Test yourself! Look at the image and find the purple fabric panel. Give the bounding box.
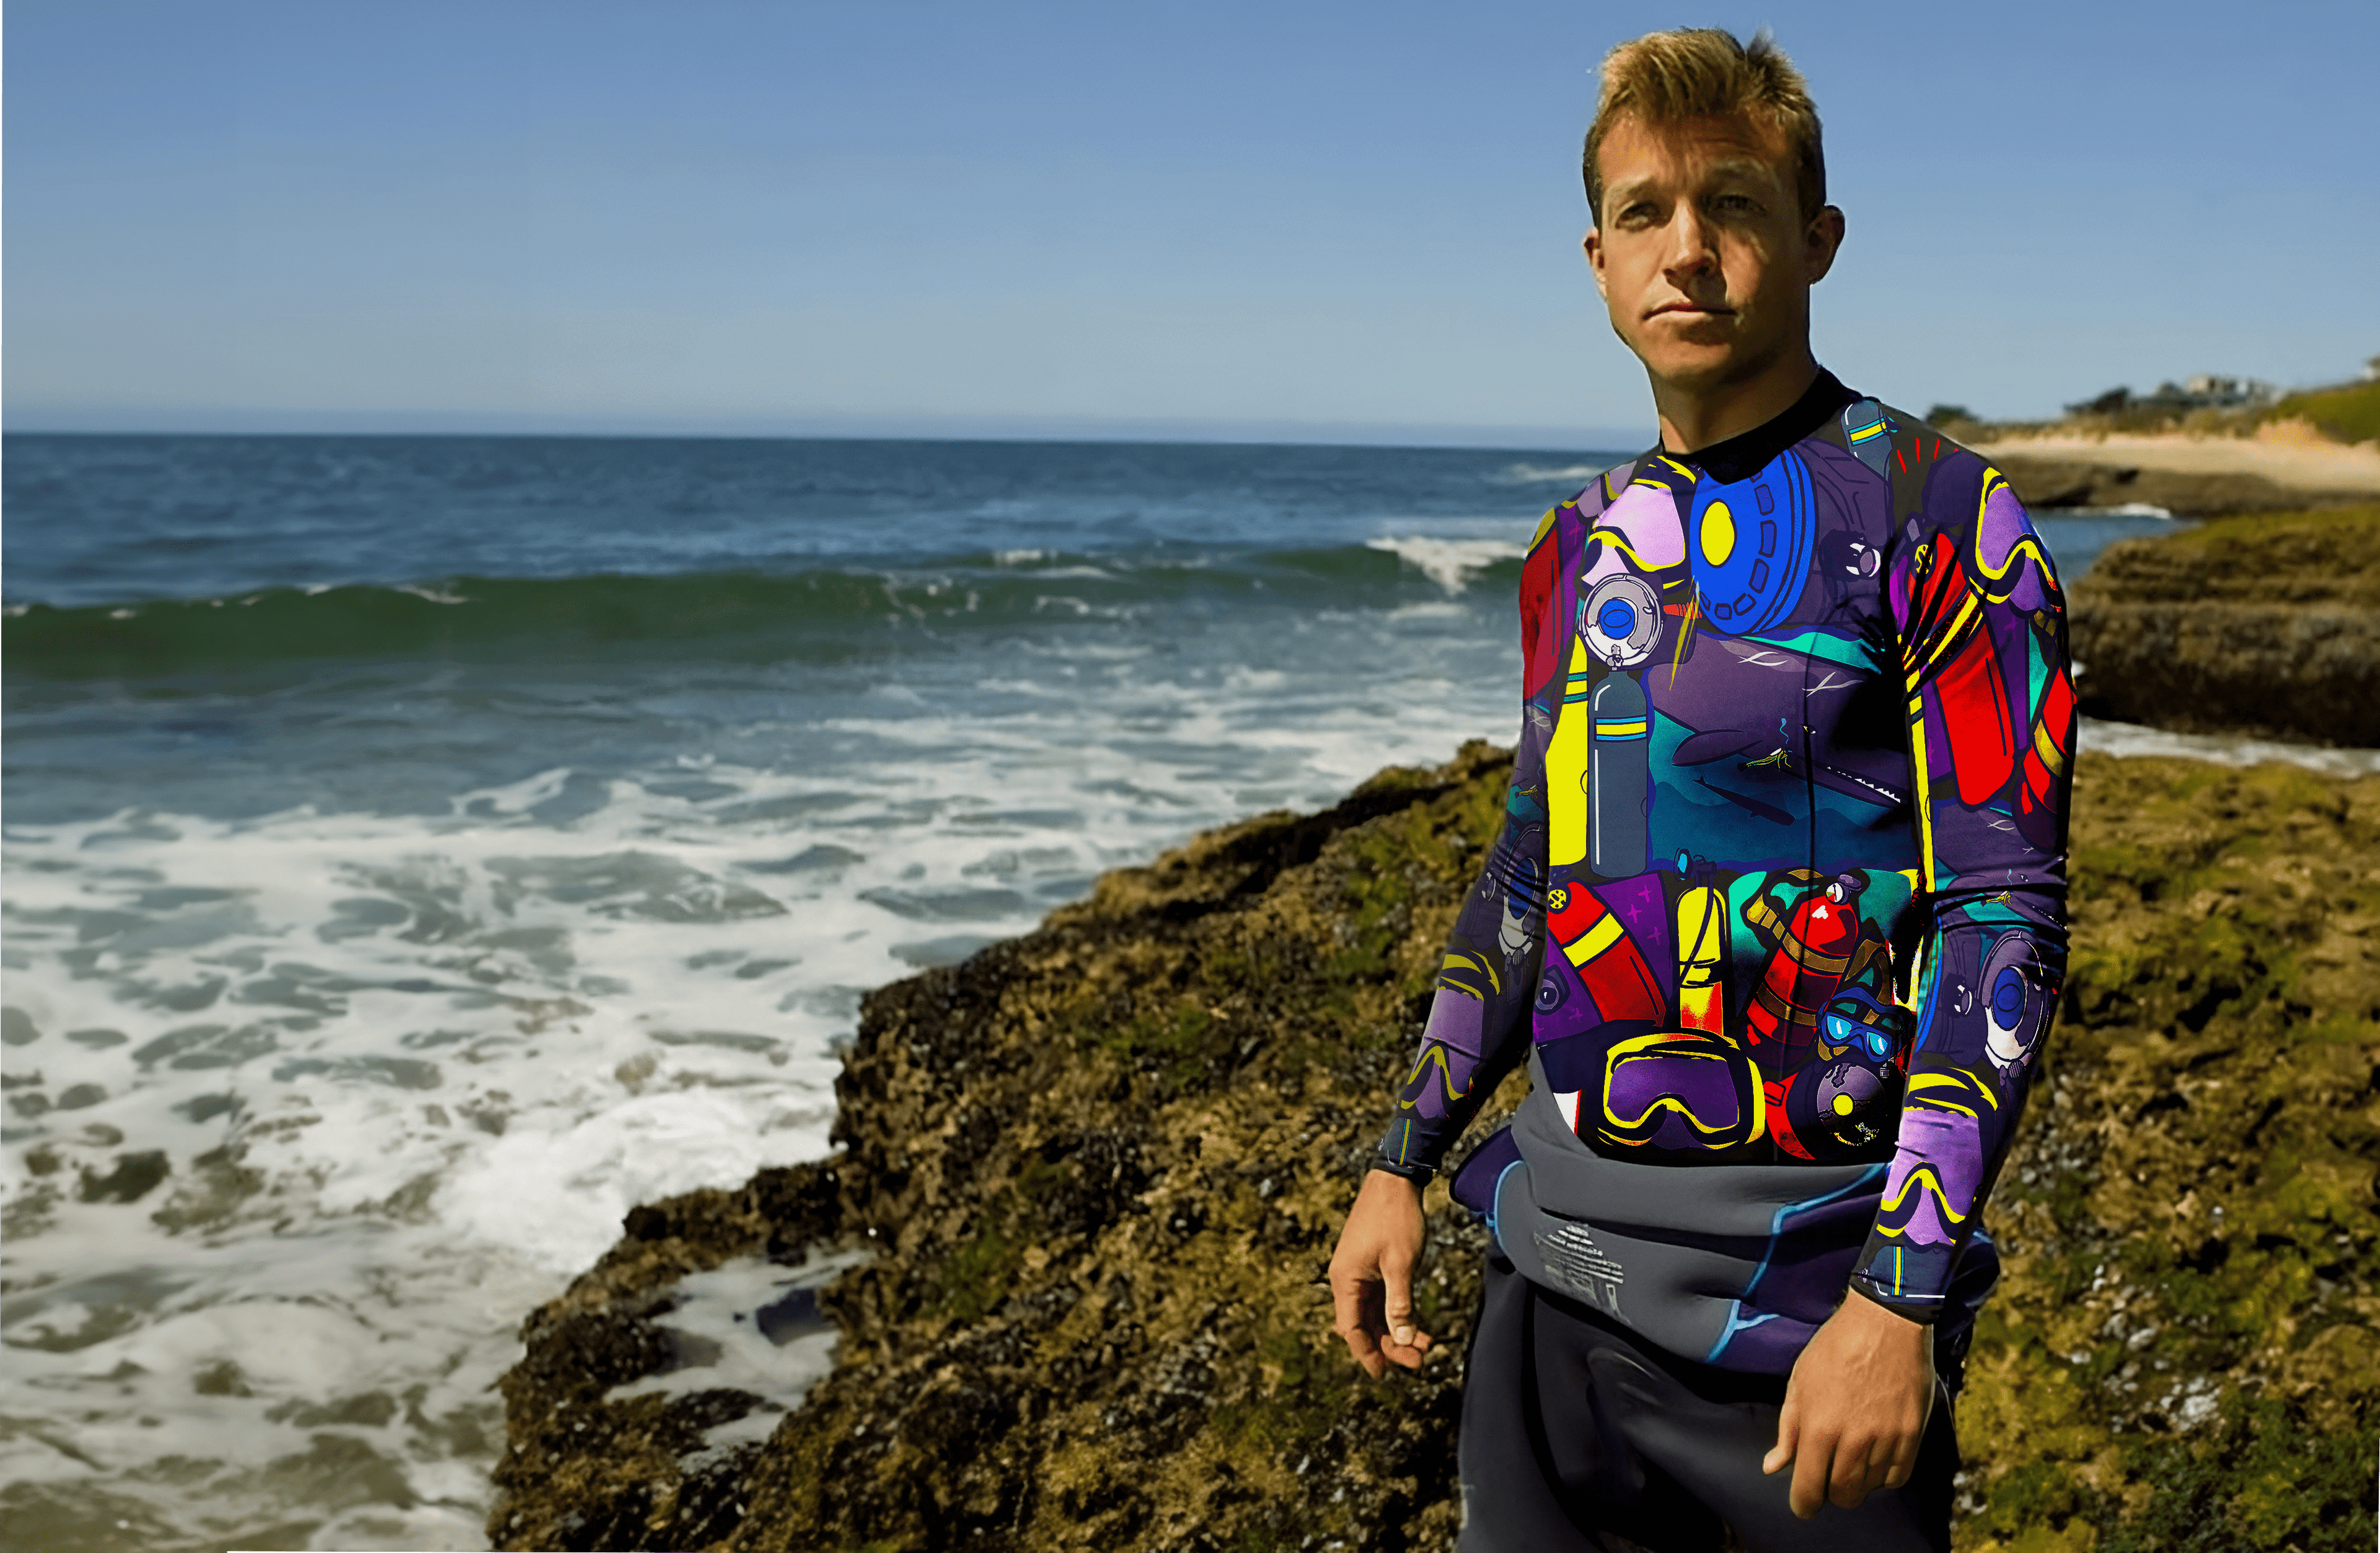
[1422,983,1490,1060]
[1880,1107,1985,1248]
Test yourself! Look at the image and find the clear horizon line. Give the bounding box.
[1,403,1646,454]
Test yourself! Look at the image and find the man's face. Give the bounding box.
[1584,112,1843,397]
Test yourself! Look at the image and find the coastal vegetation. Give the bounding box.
[1939,370,2380,447]
[2261,377,2380,447]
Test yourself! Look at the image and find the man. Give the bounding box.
[1326,28,2072,1552]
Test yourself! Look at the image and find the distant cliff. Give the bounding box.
[2069,506,2380,746]
[490,523,2380,1552]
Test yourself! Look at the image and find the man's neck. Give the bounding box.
[1651,348,1822,456]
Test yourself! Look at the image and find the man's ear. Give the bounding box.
[1805,205,1846,284]
[1583,225,1608,299]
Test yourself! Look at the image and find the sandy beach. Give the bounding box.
[1978,428,2380,495]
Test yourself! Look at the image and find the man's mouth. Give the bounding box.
[1649,301,1733,319]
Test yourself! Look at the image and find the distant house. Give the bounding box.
[2064,374,2278,417]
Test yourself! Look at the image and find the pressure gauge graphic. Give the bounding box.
[1579,574,1662,669]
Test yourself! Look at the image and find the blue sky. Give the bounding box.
[8,0,2377,445]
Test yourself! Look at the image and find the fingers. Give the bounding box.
[1382,1326,1432,1371]
[1775,1413,1931,1516]
[1814,1425,1921,1512]
[1328,1270,1386,1379]
[1382,1247,1418,1351]
[1882,1417,1923,1492]
[1827,1433,1877,1510]
[1328,1269,1434,1377]
[1761,1392,1799,1478]
[1783,1428,1875,1518]
[1787,1428,1831,1520]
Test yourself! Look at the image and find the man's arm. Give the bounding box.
[1862,457,2071,1316]
[1769,454,2074,1513]
[1328,498,1570,1375]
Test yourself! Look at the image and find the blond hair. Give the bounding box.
[1582,28,1825,227]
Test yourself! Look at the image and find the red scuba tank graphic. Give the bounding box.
[1741,871,1873,1062]
[2016,661,2074,851]
[1544,881,1665,1025]
[1934,623,2019,807]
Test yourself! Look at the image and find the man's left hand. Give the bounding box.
[1761,1290,1934,1518]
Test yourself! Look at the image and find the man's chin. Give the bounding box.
[1634,345,1753,394]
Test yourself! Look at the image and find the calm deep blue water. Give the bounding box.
[0,433,2171,1551]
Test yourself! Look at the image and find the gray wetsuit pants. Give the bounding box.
[1458,1256,1956,1553]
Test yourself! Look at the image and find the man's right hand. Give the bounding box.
[1328,1168,1433,1378]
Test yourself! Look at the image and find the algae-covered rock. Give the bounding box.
[2069,506,2380,746]
[1955,755,2380,1552]
[490,742,2379,1552]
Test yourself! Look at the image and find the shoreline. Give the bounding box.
[2076,717,2380,778]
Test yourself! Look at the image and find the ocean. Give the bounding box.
[0,434,2178,1551]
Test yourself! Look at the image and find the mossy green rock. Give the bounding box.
[2068,506,2380,745]
[489,740,2378,1551]
[1957,754,2380,1551]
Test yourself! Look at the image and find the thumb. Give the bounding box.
[1383,1251,1417,1347]
[1763,1391,1800,1476]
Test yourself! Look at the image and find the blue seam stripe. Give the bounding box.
[1705,1163,1888,1363]
[1485,1158,1526,1249]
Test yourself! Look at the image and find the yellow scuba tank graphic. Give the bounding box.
[1547,636,1595,867]
[1674,852,1729,1034]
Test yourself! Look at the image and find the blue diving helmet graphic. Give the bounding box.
[1686,449,1817,635]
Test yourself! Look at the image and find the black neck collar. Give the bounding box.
[1663,368,1858,485]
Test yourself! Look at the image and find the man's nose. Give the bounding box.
[1662,206,1718,283]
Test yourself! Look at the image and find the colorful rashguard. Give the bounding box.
[1378,372,2073,1374]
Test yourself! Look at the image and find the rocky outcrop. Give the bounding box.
[2068,507,2380,746]
[1983,434,2380,518]
[490,744,2380,1552]
[1991,452,2341,517]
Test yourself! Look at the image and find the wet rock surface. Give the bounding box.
[2069,506,2380,746]
[493,742,2379,1551]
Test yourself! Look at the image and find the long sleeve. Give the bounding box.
[1374,503,1568,1178]
[1852,459,2075,1316]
